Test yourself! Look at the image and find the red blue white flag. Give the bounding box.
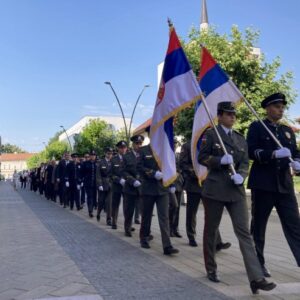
[150,25,201,186]
[191,46,243,182]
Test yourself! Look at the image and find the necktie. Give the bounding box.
[228,130,232,137]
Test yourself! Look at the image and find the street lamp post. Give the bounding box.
[128,85,150,138]
[104,81,129,143]
[60,125,72,151]
[104,82,150,142]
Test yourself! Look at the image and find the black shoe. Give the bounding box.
[261,265,271,278]
[216,242,231,252]
[250,279,276,294]
[89,213,94,218]
[163,246,179,255]
[106,220,112,226]
[140,240,150,249]
[146,234,153,241]
[173,231,182,238]
[112,224,117,229]
[189,240,198,247]
[207,271,220,283]
[134,219,140,224]
[170,231,175,237]
[125,231,132,237]
[96,215,100,221]
[131,227,135,232]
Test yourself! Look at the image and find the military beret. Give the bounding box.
[130,135,145,143]
[71,153,79,158]
[104,147,113,153]
[261,93,287,108]
[217,102,236,113]
[89,150,97,156]
[116,140,128,148]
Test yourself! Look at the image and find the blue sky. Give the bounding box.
[1,0,300,152]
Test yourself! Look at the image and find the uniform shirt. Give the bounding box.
[247,119,300,193]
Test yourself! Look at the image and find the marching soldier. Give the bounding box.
[247,93,300,277]
[138,143,179,255]
[65,153,83,211]
[56,152,71,207]
[111,141,128,229]
[122,135,143,236]
[180,140,229,250]
[198,101,275,294]
[96,147,113,225]
[82,150,97,217]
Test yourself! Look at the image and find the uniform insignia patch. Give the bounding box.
[214,143,221,149]
[285,131,291,139]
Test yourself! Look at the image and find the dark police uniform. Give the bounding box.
[138,144,178,254]
[111,152,125,228]
[122,136,143,236]
[82,153,97,217]
[96,151,112,224]
[199,102,264,284]
[56,159,70,207]
[247,93,300,269]
[65,154,82,210]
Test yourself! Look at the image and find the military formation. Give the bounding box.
[27,93,300,295]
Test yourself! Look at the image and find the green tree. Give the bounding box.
[175,26,296,140]
[27,151,47,169]
[73,119,117,157]
[45,140,69,160]
[0,143,26,153]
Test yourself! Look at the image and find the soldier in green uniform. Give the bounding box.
[138,143,179,255]
[198,101,275,294]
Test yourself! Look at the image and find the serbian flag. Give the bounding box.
[150,24,201,186]
[191,46,243,183]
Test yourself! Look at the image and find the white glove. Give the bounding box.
[154,171,163,180]
[290,161,300,173]
[65,181,70,187]
[98,185,104,191]
[119,178,126,186]
[231,173,244,185]
[274,147,291,159]
[77,184,81,190]
[81,182,84,187]
[133,180,141,188]
[169,186,176,194]
[57,178,60,183]
[220,154,234,165]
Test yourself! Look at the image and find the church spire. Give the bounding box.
[200,0,209,31]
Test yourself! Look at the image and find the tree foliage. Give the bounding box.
[27,151,47,169]
[0,143,26,154]
[73,119,118,157]
[45,140,69,160]
[175,26,296,140]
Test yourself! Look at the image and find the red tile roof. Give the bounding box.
[0,153,35,162]
[133,118,152,135]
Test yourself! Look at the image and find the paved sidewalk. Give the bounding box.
[0,182,229,300]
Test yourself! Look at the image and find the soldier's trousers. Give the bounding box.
[186,192,201,241]
[111,191,123,226]
[251,189,300,267]
[97,190,112,221]
[58,182,64,205]
[63,186,71,207]
[80,186,86,205]
[140,194,171,249]
[86,187,96,214]
[123,194,139,233]
[203,197,264,282]
[134,197,141,222]
[169,191,182,233]
[70,185,80,210]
